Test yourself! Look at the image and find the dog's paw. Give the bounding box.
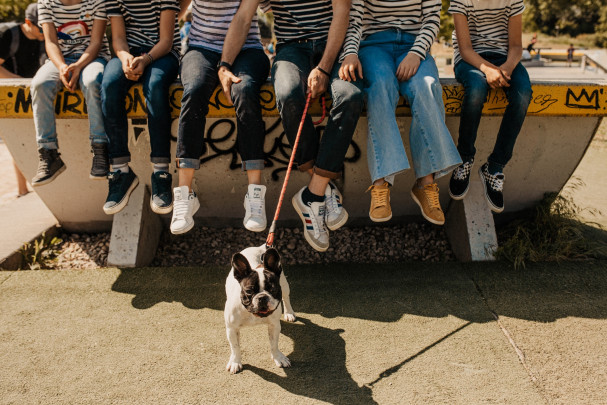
[272,352,291,368]
[283,312,296,323]
[226,360,243,374]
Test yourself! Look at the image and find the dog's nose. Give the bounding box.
[257,295,269,304]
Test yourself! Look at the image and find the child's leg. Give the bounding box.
[454,61,490,163]
[79,58,108,146]
[399,55,461,181]
[231,48,270,182]
[31,60,63,150]
[487,63,532,173]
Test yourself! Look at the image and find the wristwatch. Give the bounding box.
[217,61,233,71]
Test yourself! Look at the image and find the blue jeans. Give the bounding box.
[272,40,364,179]
[454,52,532,171]
[101,49,179,165]
[359,30,461,184]
[176,47,270,170]
[31,57,107,150]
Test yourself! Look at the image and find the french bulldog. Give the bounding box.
[225,244,296,374]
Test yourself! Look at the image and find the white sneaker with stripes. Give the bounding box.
[292,187,329,252]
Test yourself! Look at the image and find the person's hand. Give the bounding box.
[339,54,363,82]
[307,67,329,99]
[396,53,421,81]
[120,53,137,81]
[59,63,71,89]
[499,63,514,81]
[484,65,510,89]
[218,66,241,105]
[128,55,148,79]
[65,64,82,92]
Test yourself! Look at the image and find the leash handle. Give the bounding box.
[266,93,321,248]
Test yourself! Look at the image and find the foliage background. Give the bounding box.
[0,0,32,22]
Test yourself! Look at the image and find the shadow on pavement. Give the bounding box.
[246,317,377,405]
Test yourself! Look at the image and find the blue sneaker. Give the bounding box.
[103,170,139,215]
[150,171,173,214]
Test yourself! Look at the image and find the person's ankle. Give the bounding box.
[302,187,324,205]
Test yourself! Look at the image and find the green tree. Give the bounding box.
[0,0,32,22]
[439,0,454,43]
[524,0,607,36]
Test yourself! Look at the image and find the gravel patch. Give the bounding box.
[47,223,454,269]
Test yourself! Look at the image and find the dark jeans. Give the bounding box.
[271,40,364,179]
[454,52,532,170]
[176,46,270,170]
[101,48,179,165]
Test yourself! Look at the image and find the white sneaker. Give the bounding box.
[324,182,348,231]
[170,186,200,235]
[292,187,329,252]
[243,184,267,232]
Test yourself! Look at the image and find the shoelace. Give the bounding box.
[367,185,389,208]
[107,171,122,194]
[423,184,441,210]
[37,149,54,172]
[454,160,473,180]
[485,169,505,192]
[308,202,328,238]
[248,194,264,217]
[172,192,191,220]
[325,190,341,217]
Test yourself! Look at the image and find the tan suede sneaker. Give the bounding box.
[367,181,392,222]
[410,182,445,225]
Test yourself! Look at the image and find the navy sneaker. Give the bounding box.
[449,158,474,200]
[150,171,173,214]
[479,163,505,213]
[103,169,139,215]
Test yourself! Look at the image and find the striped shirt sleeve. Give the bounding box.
[409,0,441,59]
[160,0,180,13]
[509,0,525,17]
[259,0,271,13]
[92,0,107,21]
[37,0,52,25]
[341,0,364,59]
[448,0,467,16]
[106,0,122,18]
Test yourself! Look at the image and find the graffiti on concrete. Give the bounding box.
[565,88,601,110]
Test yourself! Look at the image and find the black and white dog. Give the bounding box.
[224,244,296,374]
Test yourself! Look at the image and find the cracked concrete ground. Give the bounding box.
[1,261,606,404]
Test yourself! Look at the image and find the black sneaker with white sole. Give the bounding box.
[103,170,139,215]
[449,158,474,200]
[478,163,505,213]
[31,148,66,187]
[150,171,173,214]
[90,143,109,179]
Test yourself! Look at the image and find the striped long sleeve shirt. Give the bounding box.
[342,0,441,60]
[449,0,525,65]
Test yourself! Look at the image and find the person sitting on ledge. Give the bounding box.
[448,0,532,213]
[169,0,271,235]
[30,0,110,186]
[101,0,181,216]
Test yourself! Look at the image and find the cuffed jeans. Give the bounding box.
[31,57,107,150]
[271,40,364,179]
[358,30,461,184]
[176,46,270,170]
[101,48,179,165]
[454,52,532,171]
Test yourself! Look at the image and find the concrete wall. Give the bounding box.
[0,80,605,232]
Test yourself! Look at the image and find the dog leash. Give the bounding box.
[265,94,326,248]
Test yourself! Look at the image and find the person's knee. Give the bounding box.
[511,83,533,106]
[30,75,55,95]
[231,78,257,106]
[465,80,489,104]
[334,83,364,112]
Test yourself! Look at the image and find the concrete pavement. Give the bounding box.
[1,261,606,404]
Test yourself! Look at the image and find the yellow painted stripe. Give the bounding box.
[0,82,605,119]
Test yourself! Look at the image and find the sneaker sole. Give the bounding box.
[170,199,200,235]
[478,167,504,213]
[370,212,392,223]
[243,200,267,232]
[449,183,469,200]
[103,176,140,215]
[410,190,445,226]
[326,210,348,231]
[31,164,67,187]
[291,195,328,253]
[150,198,174,215]
[89,173,108,180]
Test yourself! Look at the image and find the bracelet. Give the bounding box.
[145,53,154,64]
[315,66,331,77]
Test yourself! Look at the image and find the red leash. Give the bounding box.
[266,94,326,248]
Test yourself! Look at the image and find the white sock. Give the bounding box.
[153,163,169,173]
[112,163,129,173]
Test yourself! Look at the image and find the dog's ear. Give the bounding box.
[263,248,282,276]
[232,253,252,282]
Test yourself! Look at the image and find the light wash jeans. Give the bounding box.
[31,57,107,150]
[358,30,461,184]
